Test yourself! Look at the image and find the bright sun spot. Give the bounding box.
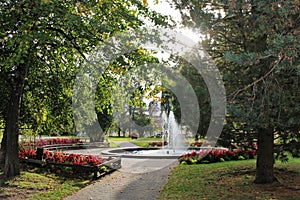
[148,0,201,43]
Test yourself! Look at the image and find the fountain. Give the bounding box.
[161,110,168,149]
[164,111,187,154]
[101,111,193,159]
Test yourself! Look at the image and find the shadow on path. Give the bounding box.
[64,143,178,200]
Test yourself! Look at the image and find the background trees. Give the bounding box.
[92,48,161,140]
[1,0,298,185]
[172,0,299,183]
[0,0,165,179]
[161,57,211,140]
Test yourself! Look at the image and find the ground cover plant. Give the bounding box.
[158,158,300,200]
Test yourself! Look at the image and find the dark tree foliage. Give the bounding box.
[173,0,300,183]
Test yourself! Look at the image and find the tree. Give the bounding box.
[104,48,161,137]
[173,0,300,183]
[19,51,77,135]
[172,57,211,138]
[0,0,165,179]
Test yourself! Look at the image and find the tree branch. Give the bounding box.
[228,55,285,100]
[46,26,87,60]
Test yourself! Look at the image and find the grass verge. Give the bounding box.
[158,158,300,200]
[0,163,92,200]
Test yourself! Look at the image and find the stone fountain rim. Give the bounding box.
[101,147,228,159]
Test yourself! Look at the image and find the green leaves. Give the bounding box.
[173,0,300,156]
[0,0,168,136]
[223,52,260,66]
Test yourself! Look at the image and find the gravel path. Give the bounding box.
[64,143,178,200]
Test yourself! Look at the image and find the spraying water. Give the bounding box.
[166,111,187,152]
[161,111,168,149]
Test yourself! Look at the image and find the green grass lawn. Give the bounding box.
[108,136,164,147]
[107,136,132,142]
[0,164,92,200]
[158,158,300,200]
[132,137,166,147]
[108,136,163,142]
[1,155,299,199]
[2,134,298,199]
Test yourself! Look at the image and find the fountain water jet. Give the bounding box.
[161,111,168,149]
[165,111,187,153]
[102,111,194,159]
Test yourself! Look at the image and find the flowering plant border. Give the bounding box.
[19,148,121,179]
[189,141,216,147]
[178,148,256,165]
[36,138,83,147]
[148,141,168,147]
[19,149,113,166]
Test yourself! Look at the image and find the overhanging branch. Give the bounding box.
[46,26,87,60]
[228,55,285,100]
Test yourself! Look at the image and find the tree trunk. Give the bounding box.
[4,63,29,179]
[5,98,21,179]
[254,128,277,184]
[118,127,121,137]
[4,88,22,179]
[0,127,7,166]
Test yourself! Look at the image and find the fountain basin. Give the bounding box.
[101,147,228,159]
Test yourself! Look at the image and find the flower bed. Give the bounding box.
[20,138,110,151]
[230,142,258,150]
[178,148,256,165]
[36,138,82,147]
[189,141,216,147]
[19,148,121,179]
[19,149,112,166]
[148,141,168,147]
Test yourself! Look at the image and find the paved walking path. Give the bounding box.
[64,143,178,200]
[113,141,140,148]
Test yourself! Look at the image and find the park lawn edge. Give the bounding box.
[157,158,300,200]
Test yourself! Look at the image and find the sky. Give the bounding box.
[148,0,201,43]
[139,1,202,109]
[148,0,182,22]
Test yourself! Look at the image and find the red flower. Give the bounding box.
[37,138,82,147]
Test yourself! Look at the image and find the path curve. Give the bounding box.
[64,143,178,200]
